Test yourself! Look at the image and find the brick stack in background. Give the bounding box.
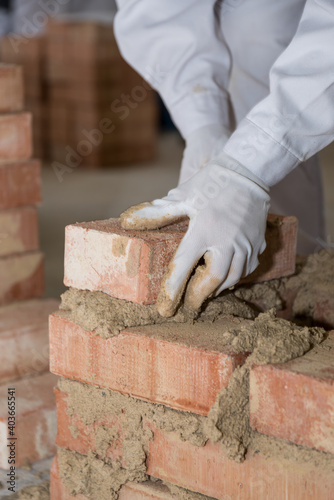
[1,36,48,160]
[49,214,334,499]
[46,20,158,168]
[0,63,44,303]
[0,63,59,469]
[1,21,159,169]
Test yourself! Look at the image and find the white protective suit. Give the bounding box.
[114,0,334,255]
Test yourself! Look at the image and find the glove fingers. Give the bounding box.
[260,238,267,255]
[156,231,203,317]
[120,200,186,230]
[214,252,247,296]
[184,249,234,312]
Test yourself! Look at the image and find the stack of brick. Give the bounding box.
[1,21,159,169]
[49,214,334,499]
[1,35,48,160]
[46,20,158,168]
[0,63,58,471]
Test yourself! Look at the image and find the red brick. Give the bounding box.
[64,215,297,305]
[0,160,41,209]
[0,251,44,305]
[55,387,120,461]
[313,294,334,330]
[51,456,88,499]
[0,372,57,469]
[0,298,59,383]
[249,332,334,454]
[1,35,45,102]
[1,34,44,67]
[0,64,24,112]
[240,214,297,284]
[64,219,186,304]
[0,207,39,257]
[50,313,248,415]
[145,422,334,500]
[55,389,334,500]
[0,113,32,163]
[50,456,174,500]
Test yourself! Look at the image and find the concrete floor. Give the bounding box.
[0,457,52,497]
[39,133,334,299]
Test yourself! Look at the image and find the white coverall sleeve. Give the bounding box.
[114,0,232,139]
[223,0,334,187]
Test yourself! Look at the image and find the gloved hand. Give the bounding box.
[121,152,270,317]
[178,124,230,185]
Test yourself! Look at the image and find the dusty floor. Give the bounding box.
[38,133,334,299]
[0,457,52,498]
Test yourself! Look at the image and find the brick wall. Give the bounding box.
[49,212,334,499]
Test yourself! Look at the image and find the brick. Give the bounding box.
[1,34,45,67]
[64,219,187,304]
[51,142,157,168]
[64,215,297,305]
[0,113,32,163]
[0,64,24,112]
[240,214,297,284]
[145,422,334,500]
[312,294,334,330]
[1,36,45,100]
[0,372,57,469]
[249,332,334,454]
[51,456,174,500]
[0,251,44,305]
[0,160,41,209]
[51,456,88,499]
[49,82,120,105]
[49,313,248,415]
[46,22,121,78]
[55,387,121,460]
[48,102,157,149]
[55,388,334,500]
[0,298,59,383]
[0,207,39,257]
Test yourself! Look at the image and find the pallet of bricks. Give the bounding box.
[47,20,158,168]
[1,34,48,160]
[49,212,334,499]
[0,64,58,474]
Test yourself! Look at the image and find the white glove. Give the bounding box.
[178,124,230,186]
[121,152,270,317]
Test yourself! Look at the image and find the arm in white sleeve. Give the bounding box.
[114,0,232,139]
[223,0,334,187]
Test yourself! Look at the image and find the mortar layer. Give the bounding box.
[58,448,218,500]
[60,288,256,339]
[288,249,334,325]
[162,481,216,500]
